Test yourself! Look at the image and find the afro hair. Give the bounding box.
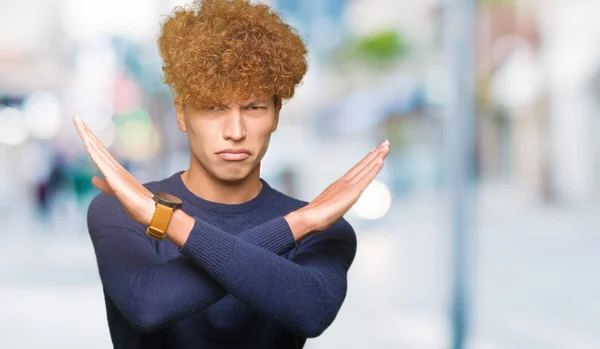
[157,0,308,107]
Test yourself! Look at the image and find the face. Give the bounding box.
[175,94,280,183]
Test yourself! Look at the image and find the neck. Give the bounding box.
[181,160,263,205]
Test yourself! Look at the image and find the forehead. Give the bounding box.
[228,94,271,106]
[187,87,276,107]
[187,93,274,110]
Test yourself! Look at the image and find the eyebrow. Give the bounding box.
[241,100,268,108]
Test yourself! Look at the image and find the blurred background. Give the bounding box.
[1,0,599,348]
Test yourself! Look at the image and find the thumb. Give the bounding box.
[92,176,115,196]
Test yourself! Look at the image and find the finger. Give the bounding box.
[76,120,152,211]
[103,172,149,212]
[83,136,116,193]
[74,116,152,197]
[317,155,386,205]
[73,115,91,145]
[92,176,115,196]
[76,116,123,170]
[92,157,153,225]
[75,116,124,174]
[81,119,152,197]
[82,135,118,183]
[344,143,384,179]
[339,159,385,212]
[344,140,389,181]
[350,146,388,185]
[315,143,390,201]
[74,118,114,180]
[356,157,385,191]
[79,132,138,199]
[76,124,134,197]
[74,116,117,173]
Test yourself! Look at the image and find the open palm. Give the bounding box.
[297,140,390,233]
[73,115,155,226]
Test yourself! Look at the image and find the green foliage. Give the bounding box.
[354,29,408,62]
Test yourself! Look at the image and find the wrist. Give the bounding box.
[283,210,313,241]
[143,197,157,226]
[165,209,195,247]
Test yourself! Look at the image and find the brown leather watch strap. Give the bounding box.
[146,203,175,240]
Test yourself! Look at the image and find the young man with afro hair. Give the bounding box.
[77,0,390,348]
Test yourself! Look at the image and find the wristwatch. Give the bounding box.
[146,192,183,240]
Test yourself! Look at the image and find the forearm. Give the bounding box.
[91,213,299,332]
[178,218,355,337]
[114,254,227,332]
[165,209,313,247]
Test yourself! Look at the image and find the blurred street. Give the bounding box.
[3,0,600,347]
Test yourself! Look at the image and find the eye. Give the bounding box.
[204,105,222,111]
[247,105,266,111]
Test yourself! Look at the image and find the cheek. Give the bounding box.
[249,121,274,144]
[253,129,274,159]
[186,118,209,136]
[252,116,276,136]
[186,123,219,156]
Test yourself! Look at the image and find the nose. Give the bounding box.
[222,108,246,142]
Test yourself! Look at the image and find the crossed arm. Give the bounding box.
[89,198,356,337]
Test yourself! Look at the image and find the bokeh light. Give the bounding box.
[23,92,62,140]
[115,108,152,148]
[96,120,116,149]
[351,179,392,220]
[114,108,160,160]
[0,107,28,146]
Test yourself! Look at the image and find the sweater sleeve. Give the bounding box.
[178,216,357,338]
[87,194,296,332]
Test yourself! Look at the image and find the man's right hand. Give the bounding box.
[284,140,390,241]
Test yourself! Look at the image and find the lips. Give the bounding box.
[216,148,251,155]
[216,148,251,161]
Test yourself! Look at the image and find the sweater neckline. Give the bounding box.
[167,170,273,214]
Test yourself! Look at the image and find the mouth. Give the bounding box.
[216,149,251,161]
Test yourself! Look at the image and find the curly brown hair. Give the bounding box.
[157,0,308,107]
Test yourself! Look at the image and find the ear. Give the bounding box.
[271,97,282,133]
[174,98,187,133]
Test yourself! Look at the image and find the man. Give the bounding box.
[75,0,390,348]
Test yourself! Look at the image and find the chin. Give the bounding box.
[204,159,259,184]
[214,169,252,184]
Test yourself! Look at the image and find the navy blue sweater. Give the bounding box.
[86,170,357,348]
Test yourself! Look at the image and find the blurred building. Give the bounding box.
[474,0,600,203]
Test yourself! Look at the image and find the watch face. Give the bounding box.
[153,192,183,208]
